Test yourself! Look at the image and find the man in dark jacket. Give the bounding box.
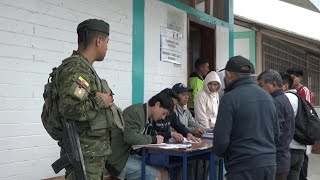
[258,69,295,180]
[214,56,279,180]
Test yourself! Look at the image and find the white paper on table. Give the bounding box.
[168,137,201,144]
[158,144,192,149]
[132,143,167,150]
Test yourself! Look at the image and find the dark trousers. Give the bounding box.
[275,173,288,180]
[299,153,308,180]
[288,149,305,180]
[226,166,276,180]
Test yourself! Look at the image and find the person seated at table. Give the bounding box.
[174,81,218,179]
[105,89,179,180]
[169,83,209,180]
[172,83,211,136]
[194,71,221,130]
[152,89,202,143]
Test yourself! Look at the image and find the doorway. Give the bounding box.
[188,19,216,77]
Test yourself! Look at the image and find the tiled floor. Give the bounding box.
[308,153,320,180]
[43,154,320,180]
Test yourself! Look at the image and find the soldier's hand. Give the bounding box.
[96,92,113,108]
[156,135,164,144]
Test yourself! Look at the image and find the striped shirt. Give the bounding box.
[298,86,313,105]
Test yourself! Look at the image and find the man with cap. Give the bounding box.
[55,19,120,179]
[151,87,202,143]
[213,56,279,180]
[172,83,210,180]
[172,83,209,135]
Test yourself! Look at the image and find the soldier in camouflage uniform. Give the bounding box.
[56,19,121,180]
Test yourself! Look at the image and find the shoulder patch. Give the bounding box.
[73,86,87,99]
[76,76,90,90]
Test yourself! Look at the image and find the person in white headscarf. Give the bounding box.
[194,71,221,130]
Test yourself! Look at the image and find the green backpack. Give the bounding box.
[42,56,125,140]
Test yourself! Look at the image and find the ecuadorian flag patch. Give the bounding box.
[76,76,89,90]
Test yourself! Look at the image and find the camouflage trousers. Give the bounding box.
[66,156,106,180]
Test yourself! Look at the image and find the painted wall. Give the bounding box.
[215,26,230,71]
[233,25,256,67]
[234,25,250,60]
[234,24,251,32]
[144,0,188,100]
[0,0,132,179]
[234,38,250,60]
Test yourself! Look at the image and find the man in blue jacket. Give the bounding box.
[258,69,295,180]
[214,56,279,180]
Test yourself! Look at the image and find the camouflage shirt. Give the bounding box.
[57,51,111,157]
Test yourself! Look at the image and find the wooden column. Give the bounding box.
[213,0,224,20]
[256,31,263,74]
[205,0,211,15]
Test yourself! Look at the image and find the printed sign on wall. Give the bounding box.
[160,27,183,64]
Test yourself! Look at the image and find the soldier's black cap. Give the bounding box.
[77,19,109,35]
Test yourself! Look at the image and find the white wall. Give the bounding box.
[234,25,251,62]
[0,0,132,179]
[234,38,250,60]
[234,24,251,32]
[215,26,230,71]
[144,0,188,100]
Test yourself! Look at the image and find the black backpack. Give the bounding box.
[288,92,320,145]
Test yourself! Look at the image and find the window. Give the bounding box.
[263,35,320,106]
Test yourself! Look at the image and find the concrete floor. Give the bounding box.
[308,153,320,180]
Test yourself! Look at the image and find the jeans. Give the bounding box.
[299,153,309,180]
[117,155,162,180]
[226,166,276,180]
[288,149,305,180]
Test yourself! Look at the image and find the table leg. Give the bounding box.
[209,151,215,180]
[195,160,199,179]
[183,154,187,180]
[142,148,146,180]
[219,159,224,180]
[203,160,207,180]
[169,167,174,179]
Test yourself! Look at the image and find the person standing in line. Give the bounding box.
[287,67,313,180]
[258,69,295,180]
[214,56,278,180]
[280,72,306,180]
